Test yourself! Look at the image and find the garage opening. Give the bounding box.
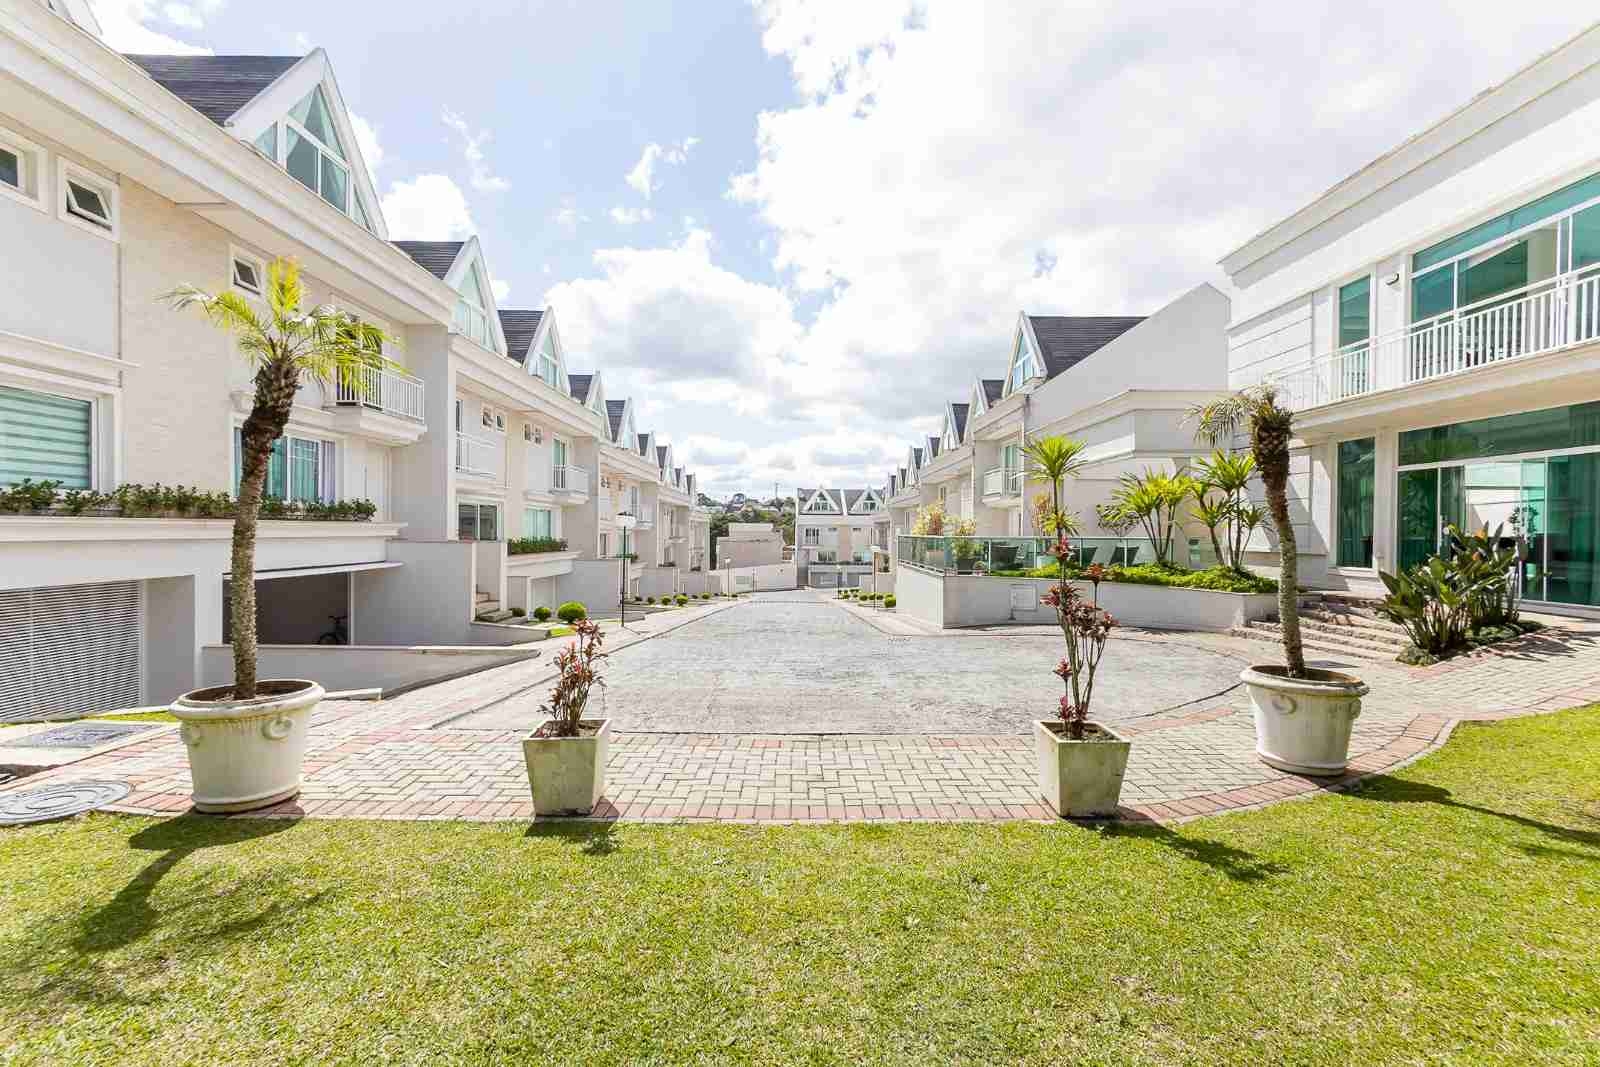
[223,572,352,646]
[0,581,144,722]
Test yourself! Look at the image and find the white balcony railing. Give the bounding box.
[552,465,590,495]
[981,466,1023,498]
[1273,265,1600,412]
[455,431,496,476]
[333,365,425,421]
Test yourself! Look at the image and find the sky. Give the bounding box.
[92,0,1597,499]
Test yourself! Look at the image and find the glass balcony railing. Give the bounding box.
[896,535,1220,574]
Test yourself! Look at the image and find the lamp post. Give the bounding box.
[617,512,637,629]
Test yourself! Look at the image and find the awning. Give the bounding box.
[228,560,403,581]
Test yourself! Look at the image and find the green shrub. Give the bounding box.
[510,607,526,618]
[700,593,710,600]
[646,596,656,605]
[884,595,897,608]
[533,606,551,622]
[556,601,587,623]
[675,595,688,606]
[508,537,568,555]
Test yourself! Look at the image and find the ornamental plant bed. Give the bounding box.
[521,618,609,816]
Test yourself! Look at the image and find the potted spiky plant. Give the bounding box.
[522,618,610,815]
[1190,386,1367,776]
[166,259,393,812]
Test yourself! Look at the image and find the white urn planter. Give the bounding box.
[1240,666,1369,777]
[522,718,610,816]
[171,679,323,813]
[1035,720,1132,818]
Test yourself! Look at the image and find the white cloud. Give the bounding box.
[349,112,383,187]
[90,0,215,53]
[608,205,654,226]
[730,0,1598,430]
[491,278,511,302]
[441,109,511,193]
[380,174,475,239]
[552,200,588,232]
[624,138,699,200]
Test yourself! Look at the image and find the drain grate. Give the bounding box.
[7,722,156,750]
[0,780,132,826]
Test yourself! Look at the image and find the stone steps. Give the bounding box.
[1229,623,1396,662]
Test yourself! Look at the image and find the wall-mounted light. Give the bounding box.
[1383,272,1401,287]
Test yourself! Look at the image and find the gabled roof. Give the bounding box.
[656,445,669,469]
[568,373,593,404]
[124,54,300,126]
[606,400,626,441]
[843,489,865,510]
[951,402,969,442]
[392,240,464,280]
[926,435,941,460]
[1026,316,1146,379]
[635,431,653,457]
[912,447,923,467]
[982,379,1004,405]
[496,310,543,365]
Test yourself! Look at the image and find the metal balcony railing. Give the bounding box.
[333,366,425,422]
[981,467,1023,497]
[1272,264,1600,412]
[455,431,496,476]
[551,465,590,495]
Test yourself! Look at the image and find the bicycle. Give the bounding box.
[316,613,349,645]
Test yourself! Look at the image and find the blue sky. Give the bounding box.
[93,1,1598,498]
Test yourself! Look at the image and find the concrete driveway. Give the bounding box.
[452,591,1249,733]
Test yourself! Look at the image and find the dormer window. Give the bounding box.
[454,261,494,350]
[255,84,372,232]
[535,331,559,388]
[805,493,834,513]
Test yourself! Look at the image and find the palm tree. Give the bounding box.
[167,259,393,698]
[1022,435,1089,539]
[1194,449,1257,569]
[1188,385,1305,677]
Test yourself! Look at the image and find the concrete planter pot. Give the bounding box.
[1241,666,1369,777]
[522,718,610,815]
[1035,720,1132,818]
[171,679,323,813]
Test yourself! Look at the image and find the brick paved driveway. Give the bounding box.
[5,597,1599,825]
[451,591,1249,733]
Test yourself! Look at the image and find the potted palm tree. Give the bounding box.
[523,618,610,815]
[166,259,392,812]
[1190,386,1367,776]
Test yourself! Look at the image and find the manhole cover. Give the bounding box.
[8,722,156,750]
[0,780,132,826]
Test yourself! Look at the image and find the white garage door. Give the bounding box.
[0,581,143,723]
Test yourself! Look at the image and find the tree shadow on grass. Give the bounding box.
[3,815,327,1017]
[1097,822,1289,884]
[524,819,621,856]
[1349,777,1600,856]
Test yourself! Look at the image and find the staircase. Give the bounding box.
[1231,593,1409,662]
[473,588,514,624]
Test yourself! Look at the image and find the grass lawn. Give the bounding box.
[2,709,1598,1066]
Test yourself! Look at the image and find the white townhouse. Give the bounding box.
[0,1,709,717]
[1222,22,1600,615]
[889,286,1231,554]
[794,486,887,587]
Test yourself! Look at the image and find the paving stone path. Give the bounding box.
[4,593,1599,825]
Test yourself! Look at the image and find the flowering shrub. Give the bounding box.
[1042,537,1117,740]
[535,618,606,738]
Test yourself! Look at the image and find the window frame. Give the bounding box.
[231,247,266,297]
[0,380,98,490]
[232,427,338,505]
[0,124,46,213]
[57,158,118,240]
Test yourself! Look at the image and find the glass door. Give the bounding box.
[1543,453,1597,606]
[1397,468,1439,571]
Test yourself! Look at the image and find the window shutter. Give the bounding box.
[0,385,92,488]
[0,581,143,722]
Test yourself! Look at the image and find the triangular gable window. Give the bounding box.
[535,329,560,388]
[805,492,835,513]
[289,86,345,160]
[1007,329,1041,394]
[453,259,497,351]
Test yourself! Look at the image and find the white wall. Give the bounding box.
[201,642,539,696]
[553,558,623,613]
[352,540,476,645]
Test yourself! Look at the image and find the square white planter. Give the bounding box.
[522,718,610,816]
[1035,720,1132,818]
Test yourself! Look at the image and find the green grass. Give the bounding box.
[2,709,1598,1066]
[91,709,180,724]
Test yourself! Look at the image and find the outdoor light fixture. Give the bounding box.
[1383,271,1401,286]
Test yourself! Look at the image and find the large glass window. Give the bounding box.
[454,263,496,351]
[1008,332,1038,392]
[1397,468,1439,571]
[0,385,91,488]
[524,507,553,539]
[536,332,559,387]
[1399,402,1600,466]
[1413,171,1600,272]
[1337,277,1371,348]
[1336,438,1375,568]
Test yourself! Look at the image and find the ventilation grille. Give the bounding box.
[0,581,143,723]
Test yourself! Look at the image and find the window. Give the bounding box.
[524,507,553,539]
[58,161,117,239]
[803,527,820,546]
[458,502,499,541]
[232,252,264,295]
[1336,438,1376,568]
[552,438,567,470]
[1337,277,1371,349]
[454,262,496,350]
[0,125,45,212]
[1008,331,1039,392]
[1002,442,1020,473]
[600,533,609,557]
[0,385,92,488]
[232,430,334,503]
[285,86,350,214]
[535,331,560,388]
[805,493,834,513]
